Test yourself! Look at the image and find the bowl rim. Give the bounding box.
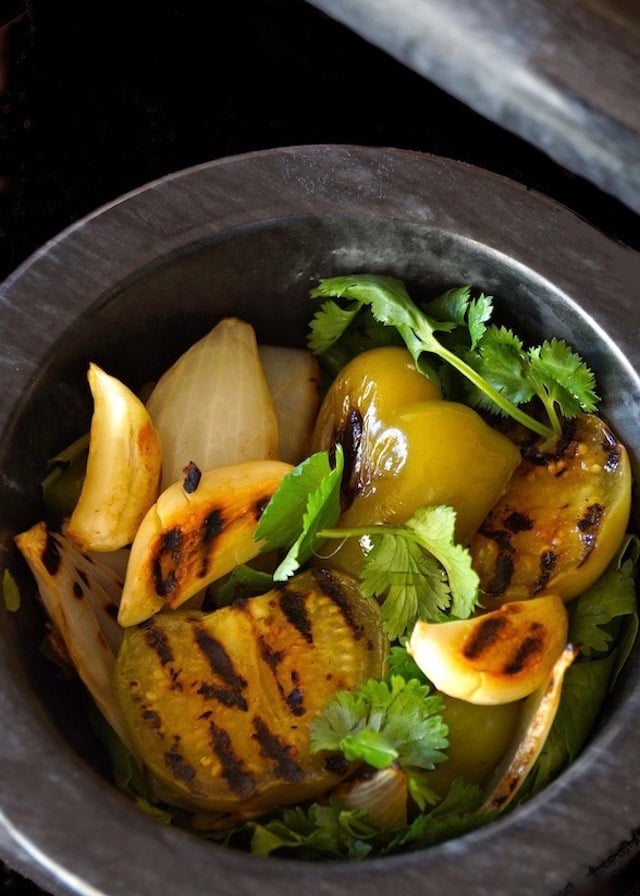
[1,144,639,896]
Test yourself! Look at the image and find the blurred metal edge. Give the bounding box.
[304,0,640,214]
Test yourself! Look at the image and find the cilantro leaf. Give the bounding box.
[248,800,377,859]
[308,298,362,355]
[465,325,534,411]
[255,448,344,580]
[384,779,488,853]
[310,275,601,438]
[349,506,479,639]
[310,675,448,772]
[424,285,493,350]
[359,531,450,641]
[527,338,599,431]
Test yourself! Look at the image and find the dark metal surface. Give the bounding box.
[1,144,640,896]
[1,2,639,894]
[305,0,640,213]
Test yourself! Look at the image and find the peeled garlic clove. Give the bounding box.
[146,318,280,491]
[118,458,293,627]
[66,363,162,552]
[333,766,408,830]
[407,594,569,705]
[258,344,321,466]
[480,643,579,813]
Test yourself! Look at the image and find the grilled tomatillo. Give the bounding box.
[469,413,632,605]
[312,347,520,576]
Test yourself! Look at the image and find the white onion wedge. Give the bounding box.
[258,344,321,465]
[480,643,579,812]
[146,318,279,490]
[407,595,569,705]
[334,766,408,829]
[66,363,162,552]
[118,458,293,627]
[14,522,132,749]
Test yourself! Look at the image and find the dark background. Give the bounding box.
[1,0,639,893]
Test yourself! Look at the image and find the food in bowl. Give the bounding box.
[10,272,637,859]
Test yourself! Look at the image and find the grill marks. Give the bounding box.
[463,611,546,678]
[116,568,385,812]
[149,492,271,603]
[194,624,248,711]
[146,579,339,783]
[472,414,625,600]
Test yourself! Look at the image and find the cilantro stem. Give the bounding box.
[432,340,553,440]
[311,275,555,442]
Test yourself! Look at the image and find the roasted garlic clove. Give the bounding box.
[66,363,162,552]
[118,459,293,627]
[407,594,569,705]
[480,643,579,812]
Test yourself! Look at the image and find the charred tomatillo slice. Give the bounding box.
[66,364,162,553]
[407,594,568,704]
[114,568,388,816]
[118,459,293,627]
[470,413,632,605]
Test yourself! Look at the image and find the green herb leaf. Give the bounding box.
[385,779,488,853]
[248,800,377,859]
[310,675,448,772]
[527,338,599,429]
[348,506,479,640]
[310,274,555,438]
[308,299,362,354]
[465,325,534,411]
[255,448,344,580]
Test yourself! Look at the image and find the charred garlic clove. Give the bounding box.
[480,643,579,812]
[407,594,569,705]
[66,363,162,553]
[118,459,293,627]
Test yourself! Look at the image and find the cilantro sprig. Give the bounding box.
[308,274,599,440]
[310,674,448,772]
[255,450,478,639]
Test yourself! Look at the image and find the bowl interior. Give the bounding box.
[1,147,639,896]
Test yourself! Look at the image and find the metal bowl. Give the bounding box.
[1,145,639,896]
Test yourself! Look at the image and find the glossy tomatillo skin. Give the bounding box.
[312,347,520,576]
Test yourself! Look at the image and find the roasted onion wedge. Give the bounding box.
[146,317,279,491]
[117,459,293,627]
[66,363,162,552]
[14,522,131,749]
[407,594,568,705]
[258,344,321,466]
[480,643,579,812]
[114,568,388,815]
